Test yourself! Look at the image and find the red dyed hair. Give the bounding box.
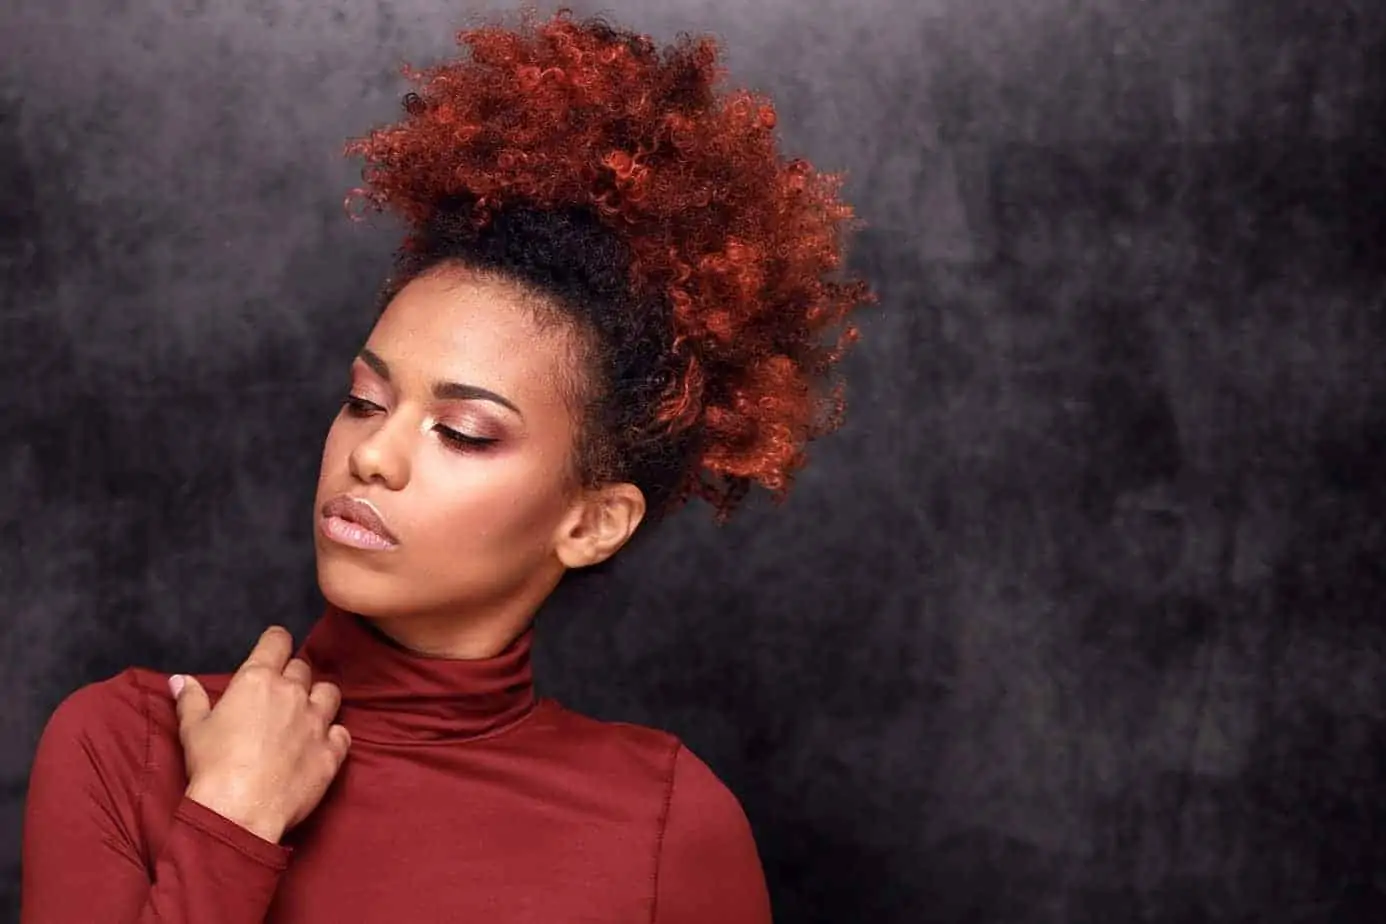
[344,9,873,520]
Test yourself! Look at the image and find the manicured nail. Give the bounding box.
[168,675,186,697]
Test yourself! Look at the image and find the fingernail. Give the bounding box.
[168,675,186,697]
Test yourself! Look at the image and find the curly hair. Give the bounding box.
[344,8,873,522]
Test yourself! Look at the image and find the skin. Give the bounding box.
[175,264,648,843]
[178,628,348,843]
[313,265,646,658]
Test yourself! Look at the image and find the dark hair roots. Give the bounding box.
[345,8,874,521]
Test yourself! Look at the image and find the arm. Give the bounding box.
[654,745,773,924]
[21,675,291,924]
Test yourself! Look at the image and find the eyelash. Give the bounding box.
[341,395,498,451]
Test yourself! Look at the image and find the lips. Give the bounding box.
[320,494,399,545]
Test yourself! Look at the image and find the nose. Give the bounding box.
[347,414,412,490]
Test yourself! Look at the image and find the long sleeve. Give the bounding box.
[21,673,292,924]
[654,745,773,923]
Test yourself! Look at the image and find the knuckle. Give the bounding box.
[240,664,272,685]
[323,746,345,773]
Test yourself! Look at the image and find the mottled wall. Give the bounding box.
[3,0,1385,921]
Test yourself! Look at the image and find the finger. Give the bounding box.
[326,724,351,763]
[282,658,312,690]
[171,674,210,735]
[308,680,341,719]
[239,626,294,674]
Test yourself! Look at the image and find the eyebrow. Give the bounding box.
[357,348,523,418]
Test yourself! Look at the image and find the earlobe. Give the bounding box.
[554,484,646,569]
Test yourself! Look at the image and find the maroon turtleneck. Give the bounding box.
[21,607,772,923]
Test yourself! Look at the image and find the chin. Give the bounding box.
[315,549,416,620]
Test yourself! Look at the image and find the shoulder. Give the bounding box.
[38,669,153,749]
[663,742,757,847]
[633,734,770,919]
[652,741,771,919]
[527,698,683,777]
[529,701,751,824]
[29,669,161,806]
[34,667,230,778]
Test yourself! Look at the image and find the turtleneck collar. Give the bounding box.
[296,605,537,745]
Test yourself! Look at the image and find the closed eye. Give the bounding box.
[342,395,380,416]
[435,426,498,450]
[341,395,498,452]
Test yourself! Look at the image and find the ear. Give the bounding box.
[553,482,647,569]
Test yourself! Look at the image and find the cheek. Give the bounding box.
[406,454,571,553]
[318,418,351,473]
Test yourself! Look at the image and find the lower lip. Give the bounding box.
[320,515,398,551]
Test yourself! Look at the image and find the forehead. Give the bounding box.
[365,270,578,407]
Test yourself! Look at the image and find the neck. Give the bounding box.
[357,607,535,660]
[339,571,559,660]
[297,604,538,745]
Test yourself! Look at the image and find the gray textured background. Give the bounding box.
[4,0,1386,921]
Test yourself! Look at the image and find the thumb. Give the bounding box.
[327,724,352,765]
[170,674,210,731]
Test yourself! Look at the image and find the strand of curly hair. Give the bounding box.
[344,8,874,520]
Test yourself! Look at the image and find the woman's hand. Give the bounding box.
[172,626,351,843]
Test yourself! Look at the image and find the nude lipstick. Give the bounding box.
[319,494,400,551]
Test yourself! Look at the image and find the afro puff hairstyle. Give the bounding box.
[344,8,874,522]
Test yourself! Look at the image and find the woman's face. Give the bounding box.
[312,267,640,641]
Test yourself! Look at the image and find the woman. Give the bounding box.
[21,10,872,923]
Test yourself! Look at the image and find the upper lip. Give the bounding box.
[321,494,399,544]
